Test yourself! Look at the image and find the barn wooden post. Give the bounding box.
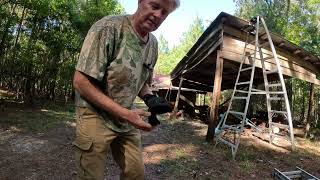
[206,50,224,142]
[173,77,184,116]
[305,83,315,138]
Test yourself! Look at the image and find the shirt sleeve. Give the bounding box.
[76,21,115,81]
[146,38,158,85]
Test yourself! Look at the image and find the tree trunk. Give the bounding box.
[23,15,40,105]
[304,83,315,138]
[13,7,27,48]
[0,3,17,84]
[286,78,293,118]
[0,3,17,55]
[302,88,306,124]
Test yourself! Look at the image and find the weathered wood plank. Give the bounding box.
[221,50,320,85]
[222,47,316,78]
[223,26,319,74]
[223,37,316,78]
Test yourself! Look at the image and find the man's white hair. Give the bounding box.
[138,0,180,10]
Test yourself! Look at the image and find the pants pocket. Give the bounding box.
[73,136,93,179]
[73,136,93,151]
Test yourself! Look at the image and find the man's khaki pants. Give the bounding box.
[73,107,144,180]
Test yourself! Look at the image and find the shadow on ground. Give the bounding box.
[0,102,319,179]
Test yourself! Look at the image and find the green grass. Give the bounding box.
[159,156,200,177]
[1,102,75,132]
[239,160,255,172]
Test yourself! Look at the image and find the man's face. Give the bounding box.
[136,0,176,33]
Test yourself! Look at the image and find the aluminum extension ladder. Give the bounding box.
[215,16,295,159]
[273,167,319,180]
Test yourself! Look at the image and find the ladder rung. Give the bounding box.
[251,91,266,95]
[235,90,249,93]
[233,96,248,100]
[263,56,274,60]
[236,81,250,86]
[218,137,236,148]
[286,174,301,178]
[251,88,264,92]
[270,110,287,114]
[297,167,319,179]
[251,88,266,94]
[283,170,302,176]
[265,69,278,74]
[259,41,269,48]
[267,83,282,88]
[229,111,245,116]
[221,125,241,132]
[270,122,289,129]
[268,91,285,95]
[240,67,253,72]
[268,97,284,101]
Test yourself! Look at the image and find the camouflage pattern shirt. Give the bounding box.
[75,15,158,132]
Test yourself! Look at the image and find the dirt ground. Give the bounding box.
[1,104,320,180]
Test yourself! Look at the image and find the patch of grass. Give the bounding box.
[239,160,255,172]
[237,145,260,161]
[174,148,187,158]
[159,156,200,177]
[1,102,75,132]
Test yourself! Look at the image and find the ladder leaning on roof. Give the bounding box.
[214,16,295,159]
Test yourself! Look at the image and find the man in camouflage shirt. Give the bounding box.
[72,0,180,179]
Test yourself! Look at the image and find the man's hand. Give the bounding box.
[122,109,152,131]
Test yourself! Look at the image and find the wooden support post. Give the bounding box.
[286,78,293,116]
[206,50,224,142]
[173,77,184,115]
[305,83,315,138]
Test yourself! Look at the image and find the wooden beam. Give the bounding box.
[304,56,311,61]
[222,36,318,74]
[179,94,194,108]
[173,77,184,115]
[294,49,301,55]
[278,42,285,47]
[222,50,320,85]
[206,50,224,142]
[261,34,268,40]
[222,48,315,77]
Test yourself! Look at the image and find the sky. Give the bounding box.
[119,0,236,48]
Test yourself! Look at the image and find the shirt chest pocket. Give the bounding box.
[107,63,134,98]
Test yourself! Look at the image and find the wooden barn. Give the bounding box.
[170,12,320,141]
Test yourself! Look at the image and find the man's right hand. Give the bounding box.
[122,109,152,131]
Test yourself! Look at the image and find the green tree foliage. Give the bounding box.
[0,0,123,104]
[234,0,320,56]
[155,17,205,75]
[234,0,320,131]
